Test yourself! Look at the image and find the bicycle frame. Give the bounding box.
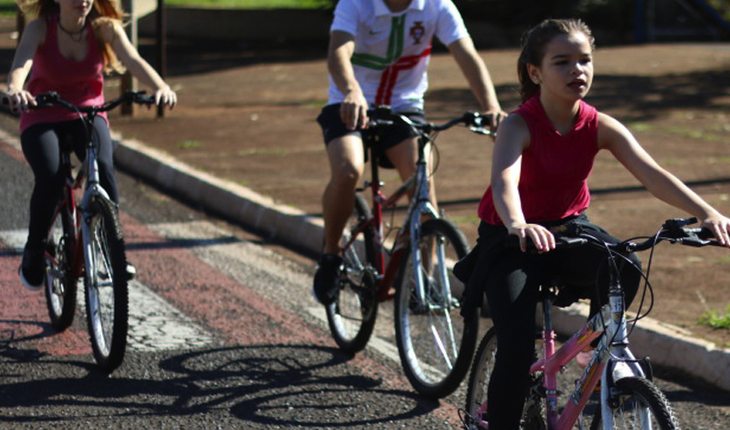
[47,151,84,281]
[352,128,441,302]
[537,292,649,429]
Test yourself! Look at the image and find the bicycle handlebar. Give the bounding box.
[32,91,156,114]
[367,105,496,137]
[508,217,720,254]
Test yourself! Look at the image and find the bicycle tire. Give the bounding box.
[394,217,477,398]
[590,376,679,430]
[83,197,129,373]
[44,203,78,331]
[325,194,379,354]
[464,327,497,429]
[464,327,547,430]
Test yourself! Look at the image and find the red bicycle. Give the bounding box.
[34,91,155,372]
[325,107,494,398]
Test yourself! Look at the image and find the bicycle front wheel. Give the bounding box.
[464,327,546,430]
[394,217,477,398]
[325,194,379,354]
[590,376,679,430]
[44,203,78,331]
[83,197,129,373]
[464,327,497,429]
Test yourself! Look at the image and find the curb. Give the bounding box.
[112,135,730,393]
[113,135,324,258]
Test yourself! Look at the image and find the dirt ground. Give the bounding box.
[0,18,728,349]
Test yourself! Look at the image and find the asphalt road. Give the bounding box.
[0,133,728,428]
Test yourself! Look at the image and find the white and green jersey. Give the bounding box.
[328,0,469,112]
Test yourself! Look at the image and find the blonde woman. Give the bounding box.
[5,0,176,290]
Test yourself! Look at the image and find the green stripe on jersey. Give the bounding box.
[352,15,406,70]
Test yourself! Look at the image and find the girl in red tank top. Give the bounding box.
[462,19,730,429]
[4,0,177,291]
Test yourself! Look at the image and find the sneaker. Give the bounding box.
[126,263,137,280]
[19,243,45,292]
[312,253,342,305]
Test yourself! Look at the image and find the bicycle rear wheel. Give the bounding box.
[394,217,477,398]
[325,194,379,354]
[83,197,129,373]
[44,203,78,331]
[590,376,679,430]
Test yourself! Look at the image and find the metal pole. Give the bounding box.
[121,0,138,116]
[156,0,167,118]
[15,5,25,43]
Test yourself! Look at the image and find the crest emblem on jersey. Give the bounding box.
[410,21,425,44]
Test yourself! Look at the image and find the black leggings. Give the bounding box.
[21,117,116,248]
[479,220,642,430]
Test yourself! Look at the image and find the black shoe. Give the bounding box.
[312,254,342,305]
[19,243,45,292]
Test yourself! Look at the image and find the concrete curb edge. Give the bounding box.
[113,135,324,257]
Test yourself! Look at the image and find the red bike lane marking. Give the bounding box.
[0,249,90,356]
[0,130,461,426]
[120,213,463,427]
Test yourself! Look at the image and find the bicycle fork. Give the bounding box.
[407,160,441,310]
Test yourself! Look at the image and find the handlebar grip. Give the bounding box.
[505,235,588,252]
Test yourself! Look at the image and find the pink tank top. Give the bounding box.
[478,95,599,225]
[20,16,106,132]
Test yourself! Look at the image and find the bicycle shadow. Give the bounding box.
[0,344,440,427]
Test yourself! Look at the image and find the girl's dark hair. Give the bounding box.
[517,18,595,102]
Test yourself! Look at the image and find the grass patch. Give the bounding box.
[0,0,18,16]
[699,304,730,330]
[628,122,654,133]
[164,0,331,9]
[237,148,289,156]
[177,139,202,150]
[0,0,332,14]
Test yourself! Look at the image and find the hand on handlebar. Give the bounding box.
[481,109,507,131]
[508,222,556,253]
[340,90,369,131]
[154,86,177,108]
[1,88,36,113]
[700,213,730,247]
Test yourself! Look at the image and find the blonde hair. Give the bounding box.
[17,0,126,73]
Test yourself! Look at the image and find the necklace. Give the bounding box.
[58,22,86,42]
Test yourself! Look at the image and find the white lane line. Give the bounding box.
[146,221,407,366]
[305,305,402,364]
[1,228,215,351]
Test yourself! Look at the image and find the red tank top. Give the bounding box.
[478,95,599,225]
[20,16,106,132]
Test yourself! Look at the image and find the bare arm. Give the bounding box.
[4,19,45,111]
[327,30,367,130]
[447,36,505,128]
[491,113,555,252]
[599,112,730,246]
[101,20,176,106]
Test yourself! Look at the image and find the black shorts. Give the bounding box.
[316,103,426,168]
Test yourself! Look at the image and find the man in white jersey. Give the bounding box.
[313,0,506,305]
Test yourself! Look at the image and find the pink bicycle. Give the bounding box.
[462,217,722,429]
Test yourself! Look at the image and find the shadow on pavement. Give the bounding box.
[0,344,441,427]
